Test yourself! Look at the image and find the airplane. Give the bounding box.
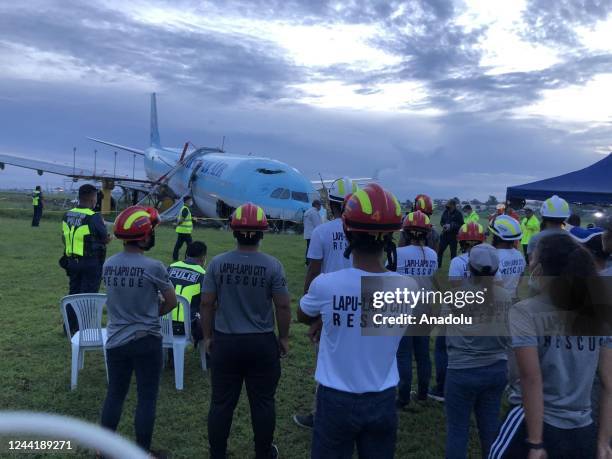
[0,93,370,224]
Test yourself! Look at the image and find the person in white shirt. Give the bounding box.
[303,200,322,265]
[430,221,487,402]
[489,215,526,301]
[395,210,438,408]
[293,178,356,429]
[298,183,412,458]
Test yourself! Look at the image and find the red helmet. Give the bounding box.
[414,194,433,215]
[457,222,485,242]
[230,202,269,231]
[341,192,354,213]
[402,210,432,232]
[114,206,160,241]
[343,183,402,233]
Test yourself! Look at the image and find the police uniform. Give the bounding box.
[172,204,193,261]
[31,189,43,227]
[168,259,205,342]
[62,207,108,332]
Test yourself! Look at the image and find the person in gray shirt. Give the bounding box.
[201,203,291,459]
[490,233,612,459]
[100,206,177,455]
[443,243,511,459]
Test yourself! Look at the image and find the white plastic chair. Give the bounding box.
[161,295,207,390]
[60,293,108,391]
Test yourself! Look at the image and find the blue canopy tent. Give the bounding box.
[506,153,612,205]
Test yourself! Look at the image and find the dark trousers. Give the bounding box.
[305,239,311,264]
[100,335,163,452]
[489,405,596,459]
[432,335,447,395]
[66,255,104,334]
[32,205,43,226]
[522,244,529,265]
[172,233,192,261]
[444,360,507,459]
[312,385,397,459]
[437,233,458,267]
[208,332,281,459]
[396,335,432,404]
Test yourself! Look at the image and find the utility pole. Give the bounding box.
[132,153,136,179]
[94,149,97,176]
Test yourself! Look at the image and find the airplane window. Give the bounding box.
[292,191,309,202]
[280,188,290,199]
[257,168,285,174]
[270,188,284,198]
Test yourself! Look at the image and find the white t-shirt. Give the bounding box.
[396,245,438,277]
[303,207,322,239]
[300,268,413,393]
[449,253,470,280]
[306,218,352,273]
[496,248,526,294]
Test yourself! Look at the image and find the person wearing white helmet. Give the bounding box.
[489,215,526,301]
[526,195,570,257]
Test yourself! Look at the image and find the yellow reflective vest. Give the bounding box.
[464,211,480,224]
[32,190,41,206]
[168,261,206,322]
[176,205,193,234]
[62,208,96,257]
[521,215,540,245]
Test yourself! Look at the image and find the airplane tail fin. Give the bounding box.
[150,93,161,147]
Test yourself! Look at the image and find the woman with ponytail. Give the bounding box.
[490,233,612,459]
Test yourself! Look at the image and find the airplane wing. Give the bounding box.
[0,153,154,189]
[87,138,145,156]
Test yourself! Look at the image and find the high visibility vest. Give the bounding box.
[464,211,479,224]
[32,190,41,206]
[176,206,193,234]
[62,208,96,257]
[520,215,540,245]
[168,261,205,322]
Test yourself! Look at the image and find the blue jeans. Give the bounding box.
[444,360,507,459]
[433,335,447,395]
[397,336,432,403]
[100,335,163,451]
[313,385,397,459]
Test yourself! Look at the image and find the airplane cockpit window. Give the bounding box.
[291,191,309,202]
[270,188,290,199]
[257,168,285,174]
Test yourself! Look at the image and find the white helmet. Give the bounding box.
[489,215,522,241]
[540,195,570,219]
[328,177,358,203]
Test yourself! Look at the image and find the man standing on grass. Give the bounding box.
[303,199,322,265]
[61,184,110,334]
[31,185,43,227]
[173,196,194,261]
[201,202,291,459]
[298,184,412,458]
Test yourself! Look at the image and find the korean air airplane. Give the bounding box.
[0,93,335,224]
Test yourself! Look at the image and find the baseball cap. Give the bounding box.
[468,243,499,274]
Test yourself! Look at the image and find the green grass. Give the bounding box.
[0,212,486,459]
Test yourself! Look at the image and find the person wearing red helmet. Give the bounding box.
[100,206,177,455]
[201,202,291,459]
[400,193,440,252]
[298,184,417,458]
[395,211,439,409]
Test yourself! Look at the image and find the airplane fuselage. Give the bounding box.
[144,146,318,222]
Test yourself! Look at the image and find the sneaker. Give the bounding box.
[292,413,314,429]
[271,444,279,459]
[427,391,445,402]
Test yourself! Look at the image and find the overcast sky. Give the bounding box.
[0,0,611,200]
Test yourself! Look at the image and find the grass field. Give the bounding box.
[0,212,487,458]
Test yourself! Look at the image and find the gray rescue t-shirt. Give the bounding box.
[509,294,612,428]
[445,284,512,369]
[526,228,565,256]
[203,250,288,334]
[103,252,174,349]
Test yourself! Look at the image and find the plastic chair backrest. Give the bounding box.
[160,295,191,345]
[60,294,106,346]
